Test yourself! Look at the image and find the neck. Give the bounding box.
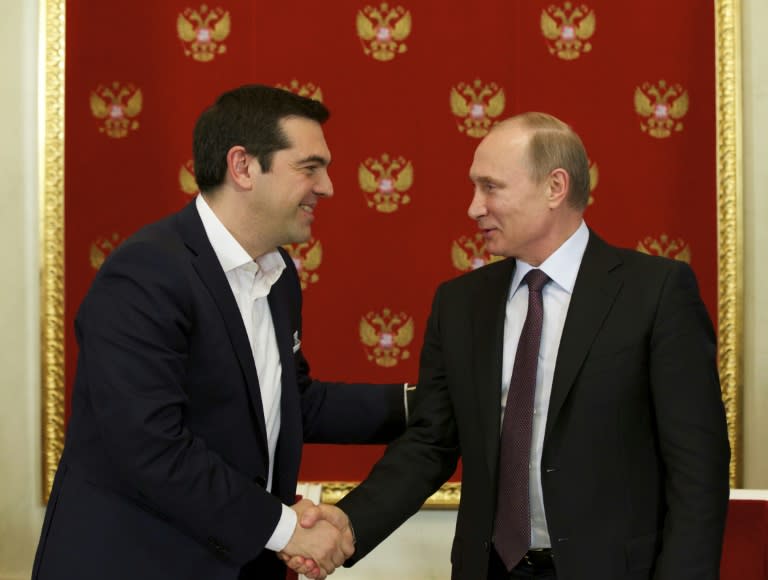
[202,191,274,260]
[523,214,583,266]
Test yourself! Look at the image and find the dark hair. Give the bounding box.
[509,112,591,210]
[192,84,330,192]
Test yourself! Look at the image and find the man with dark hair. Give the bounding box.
[293,112,730,579]
[192,85,330,190]
[32,84,408,580]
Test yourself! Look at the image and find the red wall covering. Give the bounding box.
[65,1,716,482]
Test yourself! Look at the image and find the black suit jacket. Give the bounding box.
[338,231,730,580]
[33,202,406,580]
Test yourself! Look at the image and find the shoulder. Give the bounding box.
[91,212,192,295]
[435,257,515,300]
[588,232,694,285]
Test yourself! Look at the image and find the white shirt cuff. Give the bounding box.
[265,503,298,552]
[404,382,416,422]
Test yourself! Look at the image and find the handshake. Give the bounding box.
[278,499,354,579]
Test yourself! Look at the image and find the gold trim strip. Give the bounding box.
[715,0,743,488]
[40,0,66,501]
[320,482,462,510]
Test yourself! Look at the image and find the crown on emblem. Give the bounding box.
[90,82,142,139]
[358,154,413,213]
[541,2,596,60]
[177,5,230,62]
[283,239,323,290]
[360,308,414,367]
[450,80,506,138]
[356,3,412,61]
[634,80,689,139]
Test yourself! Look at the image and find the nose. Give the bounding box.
[467,189,485,220]
[315,169,334,198]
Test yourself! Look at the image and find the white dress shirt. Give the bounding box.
[196,195,297,551]
[500,220,589,548]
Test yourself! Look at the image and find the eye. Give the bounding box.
[304,165,322,176]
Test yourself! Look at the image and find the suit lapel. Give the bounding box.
[472,259,516,479]
[545,232,623,442]
[175,202,270,462]
[267,267,303,503]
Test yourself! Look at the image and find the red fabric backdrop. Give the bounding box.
[720,500,768,579]
[65,1,716,482]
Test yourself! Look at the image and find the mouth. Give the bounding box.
[299,203,315,215]
[479,227,496,238]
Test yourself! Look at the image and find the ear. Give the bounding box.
[546,168,570,209]
[225,146,256,189]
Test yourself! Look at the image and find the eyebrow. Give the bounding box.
[470,174,494,184]
[297,155,331,167]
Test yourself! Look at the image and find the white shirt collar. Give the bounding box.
[195,194,285,284]
[510,220,589,298]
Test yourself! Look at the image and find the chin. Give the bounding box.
[295,229,312,243]
[485,242,501,256]
[488,246,512,259]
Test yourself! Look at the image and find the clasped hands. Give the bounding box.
[277,499,354,579]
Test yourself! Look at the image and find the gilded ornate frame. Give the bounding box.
[40,0,744,502]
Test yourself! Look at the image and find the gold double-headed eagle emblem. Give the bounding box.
[356,3,412,61]
[360,308,414,367]
[282,239,323,290]
[90,233,124,270]
[179,160,198,196]
[451,234,503,272]
[177,5,230,62]
[450,80,506,138]
[637,235,691,263]
[90,82,142,139]
[540,3,596,60]
[587,160,599,206]
[358,154,414,213]
[634,80,689,139]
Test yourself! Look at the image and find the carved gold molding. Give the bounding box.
[715,0,743,488]
[40,0,66,501]
[41,1,744,500]
[321,482,462,510]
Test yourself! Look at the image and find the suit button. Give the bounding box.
[544,467,558,473]
[255,476,266,487]
[483,541,490,552]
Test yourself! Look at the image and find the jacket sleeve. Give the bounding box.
[649,261,730,579]
[295,349,407,444]
[336,283,461,562]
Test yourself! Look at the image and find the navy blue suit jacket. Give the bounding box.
[33,202,406,580]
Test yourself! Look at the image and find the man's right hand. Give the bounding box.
[278,500,354,579]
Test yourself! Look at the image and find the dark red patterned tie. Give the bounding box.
[493,268,550,571]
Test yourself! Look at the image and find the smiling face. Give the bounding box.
[468,123,555,263]
[247,116,333,248]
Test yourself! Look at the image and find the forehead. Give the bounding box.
[277,116,331,159]
[469,125,530,178]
